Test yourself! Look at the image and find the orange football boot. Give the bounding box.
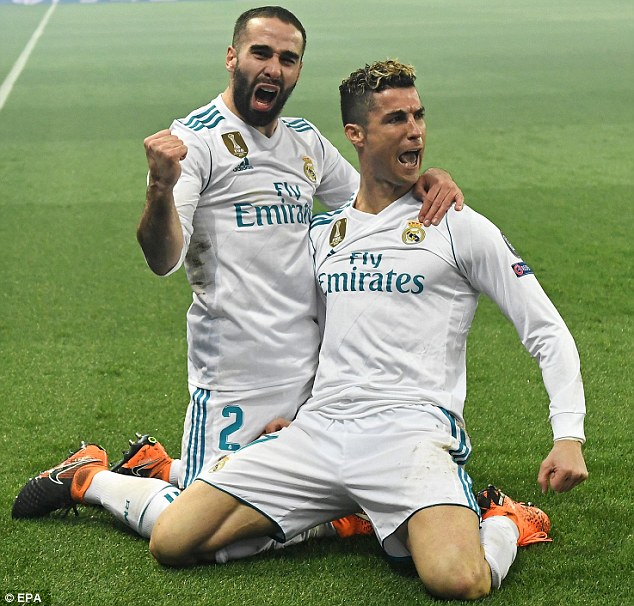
[477,485,552,546]
[12,442,107,518]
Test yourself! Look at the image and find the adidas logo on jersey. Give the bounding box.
[233,157,254,172]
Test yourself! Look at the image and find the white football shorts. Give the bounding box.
[179,380,313,489]
[197,402,479,558]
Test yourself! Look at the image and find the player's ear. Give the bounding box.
[344,123,365,148]
[226,46,237,73]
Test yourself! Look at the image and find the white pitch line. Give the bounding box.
[0,0,59,112]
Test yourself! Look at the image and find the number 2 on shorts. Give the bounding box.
[219,405,244,451]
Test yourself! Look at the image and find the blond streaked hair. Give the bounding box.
[339,59,417,126]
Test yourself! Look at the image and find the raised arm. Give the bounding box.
[137,129,188,276]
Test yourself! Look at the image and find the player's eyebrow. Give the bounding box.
[384,109,407,120]
[249,44,301,63]
[280,50,301,62]
[383,106,425,121]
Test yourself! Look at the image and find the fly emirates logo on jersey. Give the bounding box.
[318,251,425,296]
[233,181,312,228]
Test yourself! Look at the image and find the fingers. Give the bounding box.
[547,468,588,493]
[453,191,465,211]
[145,129,188,187]
[418,186,451,226]
[261,418,291,435]
[145,130,188,162]
[537,456,589,494]
[417,184,465,226]
[537,461,552,494]
[143,128,172,146]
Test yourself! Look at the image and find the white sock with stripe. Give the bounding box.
[480,516,519,589]
[83,470,180,538]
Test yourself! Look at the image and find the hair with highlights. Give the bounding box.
[232,6,307,56]
[339,59,417,126]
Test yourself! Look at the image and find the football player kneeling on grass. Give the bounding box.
[13,59,587,601]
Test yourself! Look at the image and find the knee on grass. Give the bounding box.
[149,525,199,567]
[418,559,491,601]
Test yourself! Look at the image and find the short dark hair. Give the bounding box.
[232,6,307,56]
[339,59,417,126]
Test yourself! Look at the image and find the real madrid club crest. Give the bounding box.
[210,455,230,473]
[402,220,426,245]
[329,218,347,247]
[302,156,317,183]
[222,131,249,158]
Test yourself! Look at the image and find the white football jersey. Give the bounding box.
[166,94,359,391]
[307,192,585,441]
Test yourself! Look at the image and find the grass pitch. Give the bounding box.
[1,1,633,605]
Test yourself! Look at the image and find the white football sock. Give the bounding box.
[168,458,181,487]
[480,516,519,589]
[83,470,180,538]
[214,523,336,563]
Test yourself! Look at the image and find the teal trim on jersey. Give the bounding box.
[181,105,225,131]
[282,118,315,134]
[190,113,224,131]
[181,107,214,128]
[282,117,327,154]
[309,205,347,230]
[183,388,210,488]
[309,205,350,263]
[238,433,279,451]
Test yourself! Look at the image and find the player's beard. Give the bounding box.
[232,64,297,127]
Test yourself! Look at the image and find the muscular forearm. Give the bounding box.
[137,182,184,276]
[139,128,189,275]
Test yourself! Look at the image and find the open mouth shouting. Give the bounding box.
[398,148,422,169]
[253,82,281,112]
[231,64,297,128]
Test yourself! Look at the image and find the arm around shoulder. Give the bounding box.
[414,167,465,226]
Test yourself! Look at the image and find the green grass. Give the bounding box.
[1,1,633,604]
